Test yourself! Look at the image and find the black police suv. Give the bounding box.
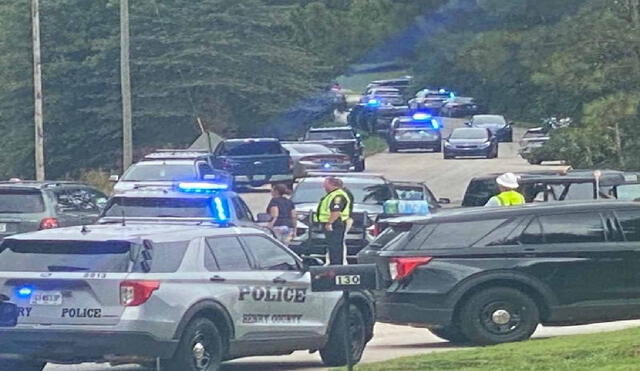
[387,114,442,153]
[374,201,640,345]
[302,127,366,172]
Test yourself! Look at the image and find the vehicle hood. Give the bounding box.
[447,138,490,145]
[294,202,382,215]
[473,123,506,132]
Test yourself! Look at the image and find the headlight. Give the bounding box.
[479,141,491,148]
[444,141,453,148]
[297,212,310,221]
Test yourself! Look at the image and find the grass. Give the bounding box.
[361,132,388,157]
[343,326,640,371]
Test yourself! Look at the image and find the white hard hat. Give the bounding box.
[497,173,520,189]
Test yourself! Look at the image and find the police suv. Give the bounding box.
[0,223,375,371]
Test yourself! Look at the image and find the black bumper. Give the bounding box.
[444,147,491,157]
[390,140,441,150]
[375,291,453,327]
[0,329,178,362]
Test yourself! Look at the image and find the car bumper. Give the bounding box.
[233,174,294,185]
[0,329,177,362]
[300,163,351,174]
[391,139,441,149]
[374,291,453,327]
[444,147,491,157]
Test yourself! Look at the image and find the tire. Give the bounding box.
[354,158,365,172]
[320,304,367,367]
[429,324,469,344]
[162,317,223,371]
[527,158,542,165]
[444,153,453,159]
[458,287,539,345]
[389,145,398,153]
[0,360,45,371]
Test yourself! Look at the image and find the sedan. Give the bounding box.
[467,114,514,142]
[440,97,480,117]
[282,142,351,178]
[443,128,498,159]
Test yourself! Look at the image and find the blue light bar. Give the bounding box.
[413,113,432,121]
[367,99,380,107]
[323,163,332,169]
[432,120,441,129]
[439,89,446,93]
[177,182,229,193]
[212,196,229,221]
[17,287,33,298]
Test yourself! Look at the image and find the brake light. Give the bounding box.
[39,218,59,230]
[389,257,432,280]
[120,281,160,306]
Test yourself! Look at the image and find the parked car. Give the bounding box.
[281,142,351,178]
[302,127,366,172]
[443,128,498,159]
[440,97,480,117]
[0,181,108,240]
[408,89,452,115]
[365,77,412,95]
[374,201,640,345]
[212,138,294,188]
[387,113,442,153]
[467,115,513,142]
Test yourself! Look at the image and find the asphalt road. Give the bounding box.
[47,117,640,370]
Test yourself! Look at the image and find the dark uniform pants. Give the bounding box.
[326,220,346,265]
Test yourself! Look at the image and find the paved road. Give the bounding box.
[48,118,640,370]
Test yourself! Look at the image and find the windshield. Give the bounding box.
[0,190,45,213]
[451,129,488,140]
[102,197,215,218]
[218,141,282,156]
[473,116,506,126]
[306,131,354,141]
[122,163,196,182]
[292,180,394,205]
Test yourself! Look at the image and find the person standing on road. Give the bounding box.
[315,177,351,265]
[485,173,526,207]
[341,186,355,265]
[266,184,296,245]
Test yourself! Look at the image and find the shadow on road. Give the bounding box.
[222,361,323,370]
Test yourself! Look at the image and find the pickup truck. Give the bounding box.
[212,138,294,188]
[302,126,366,172]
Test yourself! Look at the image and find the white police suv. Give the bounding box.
[0,223,374,371]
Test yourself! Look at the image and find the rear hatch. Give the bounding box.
[215,140,291,176]
[0,239,135,326]
[393,125,440,142]
[0,188,47,239]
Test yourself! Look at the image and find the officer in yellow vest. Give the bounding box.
[485,173,526,207]
[315,177,351,265]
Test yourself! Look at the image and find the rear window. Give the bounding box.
[462,179,498,207]
[306,131,354,141]
[0,189,45,213]
[218,141,283,156]
[122,163,196,182]
[397,122,433,130]
[369,225,411,251]
[0,240,131,272]
[102,197,217,219]
[617,184,640,201]
[391,219,507,250]
[285,144,333,154]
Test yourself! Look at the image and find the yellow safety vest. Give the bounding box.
[496,190,525,206]
[315,189,351,223]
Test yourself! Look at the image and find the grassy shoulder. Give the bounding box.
[347,326,640,371]
[361,132,388,157]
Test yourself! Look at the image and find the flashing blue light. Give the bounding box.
[450,92,456,99]
[439,89,446,94]
[367,99,380,107]
[413,113,432,121]
[17,287,33,298]
[177,182,229,193]
[432,120,441,130]
[323,163,332,169]
[212,196,229,222]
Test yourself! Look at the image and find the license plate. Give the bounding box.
[30,291,63,306]
[252,175,266,181]
[0,224,5,233]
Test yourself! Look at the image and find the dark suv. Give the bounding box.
[375,201,640,345]
[0,181,108,240]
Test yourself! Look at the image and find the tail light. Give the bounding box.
[39,218,59,230]
[389,257,432,281]
[120,281,160,306]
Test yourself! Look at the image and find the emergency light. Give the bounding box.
[212,196,229,222]
[177,182,229,193]
[17,287,32,298]
[367,99,380,108]
[412,113,431,121]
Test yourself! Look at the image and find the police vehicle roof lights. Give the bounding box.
[367,98,380,108]
[412,113,440,130]
[211,196,229,222]
[17,286,33,298]
[177,182,229,193]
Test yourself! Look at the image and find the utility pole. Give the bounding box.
[120,0,133,170]
[31,0,45,181]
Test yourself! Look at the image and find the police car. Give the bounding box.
[0,223,375,371]
[387,113,443,153]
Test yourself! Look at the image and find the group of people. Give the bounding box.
[265,176,353,266]
[264,172,525,267]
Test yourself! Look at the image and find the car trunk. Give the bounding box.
[216,153,291,176]
[304,140,357,159]
[0,239,135,326]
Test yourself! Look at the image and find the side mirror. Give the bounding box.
[256,213,273,223]
[109,174,120,182]
[464,122,471,127]
[438,198,451,204]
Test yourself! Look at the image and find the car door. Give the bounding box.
[239,235,337,340]
[204,235,274,340]
[612,209,640,302]
[512,212,631,307]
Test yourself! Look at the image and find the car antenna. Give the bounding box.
[121,210,126,227]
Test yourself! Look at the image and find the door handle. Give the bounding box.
[209,275,226,282]
[273,277,287,284]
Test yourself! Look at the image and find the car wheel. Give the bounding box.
[459,287,539,345]
[527,158,542,165]
[0,360,45,371]
[444,153,453,159]
[162,317,223,371]
[354,158,365,172]
[428,325,469,344]
[320,304,367,367]
[389,145,398,153]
